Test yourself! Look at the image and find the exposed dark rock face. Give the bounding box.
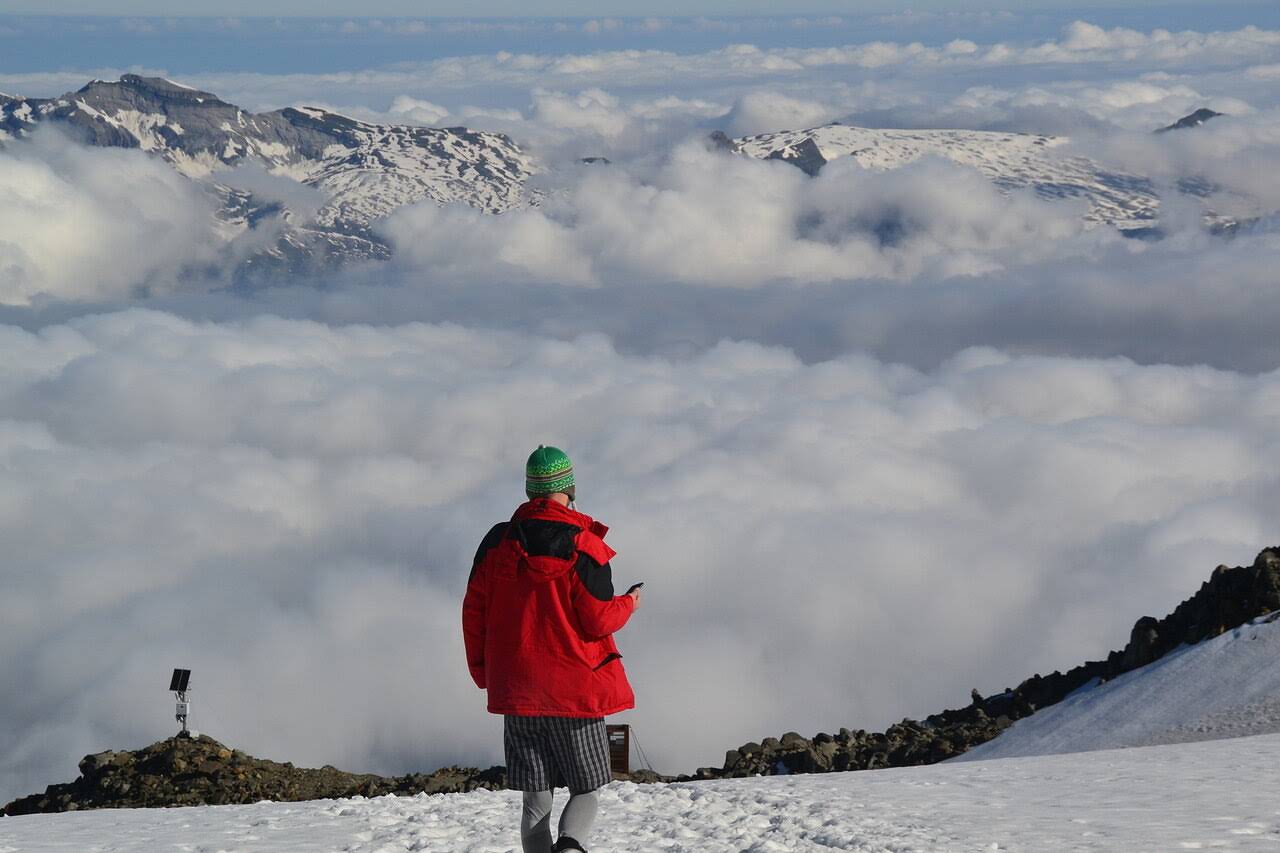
[707,130,739,153]
[763,137,827,176]
[687,547,1280,781]
[1157,108,1225,133]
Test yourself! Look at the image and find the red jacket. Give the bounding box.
[462,499,636,717]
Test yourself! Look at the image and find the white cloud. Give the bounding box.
[1058,20,1152,52]
[383,141,1098,288]
[0,309,1277,805]
[21,21,1261,119]
[530,87,631,138]
[0,132,226,306]
[387,94,451,126]
[582,19,623,36]
[1077,110,1280,213]
[1248,63,1280,80]
[946,78,1251,132]
[724,90,834,136]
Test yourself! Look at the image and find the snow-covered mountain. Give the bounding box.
[958,610,1280,761]
[730,123,1173,232]
[0,75,537,269]
[0,79,1239,274]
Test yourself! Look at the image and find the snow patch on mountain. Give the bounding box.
[733,123,1166,231]
[958,611,1280,761]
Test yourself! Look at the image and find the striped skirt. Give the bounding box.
[503,715,612,793]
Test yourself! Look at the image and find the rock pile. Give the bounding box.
[2,734,505,816]
[690,547,1280,780]
[687,717,1012,781]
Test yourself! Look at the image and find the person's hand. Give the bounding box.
[628,586,642,611]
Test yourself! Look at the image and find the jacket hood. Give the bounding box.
[508,499,613,582]
[512,498,610,539]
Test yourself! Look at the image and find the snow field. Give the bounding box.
[4,733,1280,852]
[961,612,1280,761]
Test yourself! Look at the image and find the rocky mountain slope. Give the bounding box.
[6,548,1278,815]
[959,609,1280,761]
[0,75,537,270]
[697,547,1280,781]
[726,114,1227,232]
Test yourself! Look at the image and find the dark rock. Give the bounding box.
[708,130,738,152]
[764,137,827,176]
[1156,108,1224,133]
[1122,616,1161,669]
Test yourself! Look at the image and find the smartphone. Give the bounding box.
[627,582,645,594]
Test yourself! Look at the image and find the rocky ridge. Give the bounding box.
[6,548,1278,815]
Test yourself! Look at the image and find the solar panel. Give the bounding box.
[169,668,191,693]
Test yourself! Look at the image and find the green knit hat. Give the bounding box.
[526,445,576,498]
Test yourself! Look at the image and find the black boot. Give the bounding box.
[552,837,586,853]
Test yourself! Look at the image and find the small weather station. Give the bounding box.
[169,668,192,737]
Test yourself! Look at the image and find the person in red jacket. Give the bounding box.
[463,445,642,853]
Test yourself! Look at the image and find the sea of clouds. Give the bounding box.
[2,18,1280,803]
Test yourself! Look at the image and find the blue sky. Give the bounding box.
[2,5,1278,77]
[2,0,1258,13]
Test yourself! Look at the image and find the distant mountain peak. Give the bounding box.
[1157,108,1224,134]
[74,75,235,110]
[707,130,738,153]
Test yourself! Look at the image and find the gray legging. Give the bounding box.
[521,789,599,853]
